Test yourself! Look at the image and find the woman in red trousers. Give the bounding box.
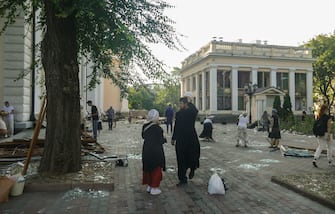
[142,109,166,195]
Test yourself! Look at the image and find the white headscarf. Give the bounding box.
[147,109,159,122]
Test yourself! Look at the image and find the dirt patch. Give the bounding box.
[26,161,114,185]
[274,172,335,202]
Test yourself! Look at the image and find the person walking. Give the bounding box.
[86,100,99,139]
[165,104,174,134]
[106,106,115,130]
[269,109,281,148]
[2,101,14,137]
[312,104,333,167]
[236,113,248,147]
[142,109,166,195]
[171,97,200,186]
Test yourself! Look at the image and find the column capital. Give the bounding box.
[251,66,258,70]
[231,65,239,70]
[289,67,296,72]
[270,66,278,71]
[209,65,218,71]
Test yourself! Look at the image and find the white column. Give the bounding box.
[231,66,238,111]
[252,67,258,85]
[271,67,277,87]
[195,74,199,109]
[306,69,313,111]
[202,71,206,111]
[189,76,193,94]
[289,68,296,111]
[209,66,217,112]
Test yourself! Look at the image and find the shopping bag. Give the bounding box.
[208,173,225,195]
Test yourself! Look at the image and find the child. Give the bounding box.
[142,109,166,195]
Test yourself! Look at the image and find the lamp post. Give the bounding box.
[244,82,257,123]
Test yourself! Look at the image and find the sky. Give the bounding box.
[150,0,335,71]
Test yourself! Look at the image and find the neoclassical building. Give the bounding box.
[180,40,314,122]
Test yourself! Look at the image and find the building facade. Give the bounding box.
[180,40,314,122]
[0,14,128,131]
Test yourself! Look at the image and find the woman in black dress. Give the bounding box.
[269,109,281,148]
[142,109,166,195]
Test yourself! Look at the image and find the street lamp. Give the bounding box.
[244,82,257,123]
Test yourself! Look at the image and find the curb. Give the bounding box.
[271,176,335,210]
[24,182,114,192]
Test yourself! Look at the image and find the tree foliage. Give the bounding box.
[128,86,155,110]
[273,95,281,113]
[154,67,181,113]
[305,33,335,109]
[0,0,180,174]
[282,93,293,121]
[128,67,181,114]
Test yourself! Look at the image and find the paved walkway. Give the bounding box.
[1,121,335,213]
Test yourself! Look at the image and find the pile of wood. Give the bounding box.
[0,134,105,162]
[81,133,105,154]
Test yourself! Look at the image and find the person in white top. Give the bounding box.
[2,101,14,137]
[236,113,249,147]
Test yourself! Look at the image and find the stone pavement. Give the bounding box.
[1,121,335,214]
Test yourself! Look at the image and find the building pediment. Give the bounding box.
[254,87,285,96]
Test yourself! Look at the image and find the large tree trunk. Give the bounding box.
[39,0,81,174]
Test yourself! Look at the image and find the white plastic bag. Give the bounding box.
[208,173,225,195]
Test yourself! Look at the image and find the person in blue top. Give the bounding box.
[165,104,174,134]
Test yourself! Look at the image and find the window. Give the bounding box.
[257,71,270,88]
[237,71,249,110]
[238,96,246,110]
[276,72,289,91]
[224,71,231,88]
[205,72,210,110]
[198,74,202,110]
[217,70,232,110]
[186,78,190,91]
[238,71,250,88]
[295,73,306,110]
[192,76,196,91]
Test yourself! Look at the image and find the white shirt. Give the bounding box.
[2,105,14,120]
[238,115,248,128]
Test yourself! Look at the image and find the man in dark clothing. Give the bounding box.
[106,106,115,130]
[87,100,99,139]
[165,104,174,134]
[171,97,200,186]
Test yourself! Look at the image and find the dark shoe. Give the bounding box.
[176,181,187,187]
[235,144,240,147]
[189,169,195,179]
[313,160,318,168]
